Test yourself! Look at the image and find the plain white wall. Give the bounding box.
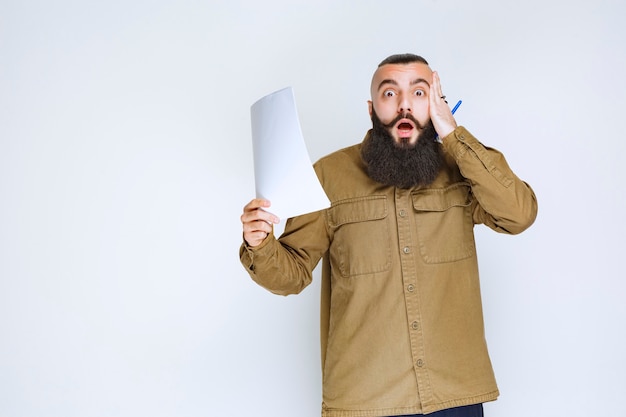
[1,0,625,416]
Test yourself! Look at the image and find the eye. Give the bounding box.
[414,89,425,97]
[383,89,396,98]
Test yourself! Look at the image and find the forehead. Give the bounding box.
[371,62,433,94]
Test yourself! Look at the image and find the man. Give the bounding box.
[239,54,538,417]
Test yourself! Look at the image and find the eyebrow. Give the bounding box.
[377,78,430,91]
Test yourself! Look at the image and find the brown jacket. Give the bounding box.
[240,126,538,416]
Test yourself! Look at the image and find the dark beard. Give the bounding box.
[361,109,443,188]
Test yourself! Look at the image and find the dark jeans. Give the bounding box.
[391,403,484,417]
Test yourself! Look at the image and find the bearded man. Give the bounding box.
[239,54,538,417]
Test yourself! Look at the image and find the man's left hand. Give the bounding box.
[429,71,457,139]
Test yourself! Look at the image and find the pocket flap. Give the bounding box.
[411,183,471,212]
[328,196,387,227]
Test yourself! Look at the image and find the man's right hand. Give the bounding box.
[240,199,280,247]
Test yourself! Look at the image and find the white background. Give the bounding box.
[1,1,625,416]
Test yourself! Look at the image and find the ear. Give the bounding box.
[367,100,373,117]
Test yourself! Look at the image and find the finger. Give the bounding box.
[433,71,443,97]
[241,200,280,225]
[241,209,279,226]
[431,71,448,104]
[243,198,271,213]
[243,218,274,235]
[243,219,274,247]
[244,232,269,247]
[242,198,279,223]
[243,230,270,247]
[430,72,442,108]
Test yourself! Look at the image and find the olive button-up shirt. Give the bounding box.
[240,127,538,417]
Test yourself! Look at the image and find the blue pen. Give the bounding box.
[451,99,462,115]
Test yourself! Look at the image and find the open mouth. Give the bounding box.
[396,121,415,138]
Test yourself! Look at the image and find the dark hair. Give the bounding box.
[378,53,429,67]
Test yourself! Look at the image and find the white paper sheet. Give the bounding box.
[250,87,330,221]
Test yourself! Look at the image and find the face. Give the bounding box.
[368,62,433,147]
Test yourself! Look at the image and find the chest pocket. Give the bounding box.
[328,196,390,277]
[411,182,475,264]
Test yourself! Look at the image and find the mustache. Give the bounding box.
[380,112,426,129]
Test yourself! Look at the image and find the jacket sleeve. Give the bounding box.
[239,209,330,296]
[442,126,538,234]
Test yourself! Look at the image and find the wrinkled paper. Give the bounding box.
[250,87,330,221]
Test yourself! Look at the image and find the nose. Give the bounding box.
[398,94,411,114]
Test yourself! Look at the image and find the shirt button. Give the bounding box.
[416,359,424,367]
[407,284,415,292]
[403,247,410,254]
[399,209,406,217]
[411,321,419,330]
